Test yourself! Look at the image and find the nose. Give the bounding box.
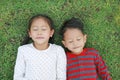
[73,41,77,46]
[38,30,42,35]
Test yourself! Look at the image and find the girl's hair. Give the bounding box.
[60,17,84,40]
[21,14,54,45]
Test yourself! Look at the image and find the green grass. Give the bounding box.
[0,0,120,80]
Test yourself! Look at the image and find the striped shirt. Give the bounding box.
[14,43,66,80]
[66,48,112,80]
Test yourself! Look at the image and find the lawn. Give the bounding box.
[0,0,120,80]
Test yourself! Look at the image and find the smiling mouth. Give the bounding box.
[73,46,80,49]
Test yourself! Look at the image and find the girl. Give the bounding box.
[14,14,66,80]
[60,17,112,80]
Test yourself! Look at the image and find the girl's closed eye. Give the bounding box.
[33,27,38,31]
[41,27,47,31]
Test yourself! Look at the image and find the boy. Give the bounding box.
[60,17,112,80]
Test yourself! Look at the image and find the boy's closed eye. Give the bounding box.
[42,28,47,31]
[77,38,81,41]
[68,40,73,43]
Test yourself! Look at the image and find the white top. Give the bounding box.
[14,43,66,80]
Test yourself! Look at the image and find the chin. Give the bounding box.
[73,50,82,54]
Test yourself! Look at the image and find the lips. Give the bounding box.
[73,46,80,49]
[36,37,44,39]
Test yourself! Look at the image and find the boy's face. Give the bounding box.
[62,28,87,54]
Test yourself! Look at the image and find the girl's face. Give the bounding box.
[62,28,87,54]
[29,18,54,45]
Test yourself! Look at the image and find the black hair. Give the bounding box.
[21,14,54,45]
[60,17,84,40]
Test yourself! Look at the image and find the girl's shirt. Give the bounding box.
[66,48,112,80]
[14,43,66,80]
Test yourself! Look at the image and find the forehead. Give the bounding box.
[32,18,48,25]
[30,18,50,29]
[64,28,84,38]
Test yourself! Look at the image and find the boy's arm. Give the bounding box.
[13,47,27,80]
[95,52,112,80]
[57,46,67,80]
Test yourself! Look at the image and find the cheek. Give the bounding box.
[30,32,35,36]
[66,43,72,49]
[63,42,69,48]
[29,32,37,38]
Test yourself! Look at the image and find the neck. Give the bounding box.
[33,42,49,50]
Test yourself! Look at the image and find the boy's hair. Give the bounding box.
[60,17,84,40]
[21,14,54,45]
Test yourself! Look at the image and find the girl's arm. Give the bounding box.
[95,51,112,80]
[13,47,27,80]
[56,46,67,80]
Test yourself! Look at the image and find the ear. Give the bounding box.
[62,40,66,47]
[84,34,87,43]
[28,30,31,38]
[50,29,54,37]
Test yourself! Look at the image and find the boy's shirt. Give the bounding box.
[66,48,112,80]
